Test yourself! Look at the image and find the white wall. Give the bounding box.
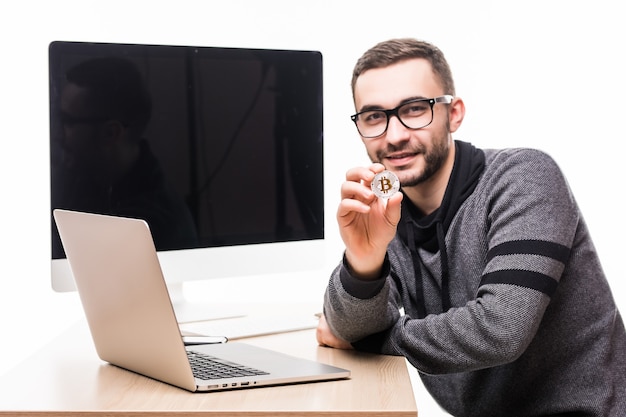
[1,1,624,414]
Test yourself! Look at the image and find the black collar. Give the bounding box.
[398,140,485,253]
[396,140,485,316]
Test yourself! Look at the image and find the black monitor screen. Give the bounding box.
[49,41,323,259]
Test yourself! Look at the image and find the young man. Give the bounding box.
[317,38,626,416]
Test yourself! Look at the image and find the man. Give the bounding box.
[317,38,626,416]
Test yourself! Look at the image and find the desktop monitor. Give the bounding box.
[49,41,324,322]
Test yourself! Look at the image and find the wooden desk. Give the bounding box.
[0,320,417,416]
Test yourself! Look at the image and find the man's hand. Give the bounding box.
[316,314,353,350]
[338,163,403,280]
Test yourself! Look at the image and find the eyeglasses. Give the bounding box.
[350,95,454,139]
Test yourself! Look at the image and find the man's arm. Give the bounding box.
[316,314,352,349]
[319,163,403,344]
[323,149,583,374]
[336,164,403,280]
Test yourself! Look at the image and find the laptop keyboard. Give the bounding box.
[187,350,269,380]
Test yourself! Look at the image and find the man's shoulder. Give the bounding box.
[482,146,553,162]
[472,146,568,203]
[481,147,560,175]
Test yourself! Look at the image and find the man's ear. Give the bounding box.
[448,97,465,134]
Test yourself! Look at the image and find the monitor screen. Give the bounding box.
[49,41,324,321]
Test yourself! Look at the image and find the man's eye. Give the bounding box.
[401,103,428,116]
[363,111,386,124]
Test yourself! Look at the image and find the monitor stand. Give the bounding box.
[167,282,248,324]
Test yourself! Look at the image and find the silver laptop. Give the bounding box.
[53,209,349,392]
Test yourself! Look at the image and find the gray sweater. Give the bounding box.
[323,147,626,416]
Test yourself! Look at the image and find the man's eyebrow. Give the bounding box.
[357,96,429,113]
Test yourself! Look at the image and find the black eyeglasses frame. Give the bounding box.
[350,95,454,139]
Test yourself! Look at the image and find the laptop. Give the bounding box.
[53,209,350,392]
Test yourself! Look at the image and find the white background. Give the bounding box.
[1,1,624,415]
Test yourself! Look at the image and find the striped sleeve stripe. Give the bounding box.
[486,240,570,263]
[482,240,569,297]
[480,270,558,296]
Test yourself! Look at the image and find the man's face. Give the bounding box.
[353,58,452,187]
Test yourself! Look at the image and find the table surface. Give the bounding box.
[0,319,417,416]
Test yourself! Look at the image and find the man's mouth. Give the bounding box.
[387,151,417,160]
[383,151,419,167]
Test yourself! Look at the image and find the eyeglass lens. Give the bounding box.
[355,100,433,138]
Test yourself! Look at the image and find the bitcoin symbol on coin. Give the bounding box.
[378,177,393,194]
[371,170,400,199]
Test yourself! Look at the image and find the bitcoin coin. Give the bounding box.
[371,170,400,199]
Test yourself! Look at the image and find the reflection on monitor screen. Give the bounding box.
[49,41,324,322]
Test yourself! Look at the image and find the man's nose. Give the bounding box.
[384,115,410,144]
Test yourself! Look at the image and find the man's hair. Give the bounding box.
[351,38,456,99]
[66,56,152,137]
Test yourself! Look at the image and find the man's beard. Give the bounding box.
[371,133,451,187]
